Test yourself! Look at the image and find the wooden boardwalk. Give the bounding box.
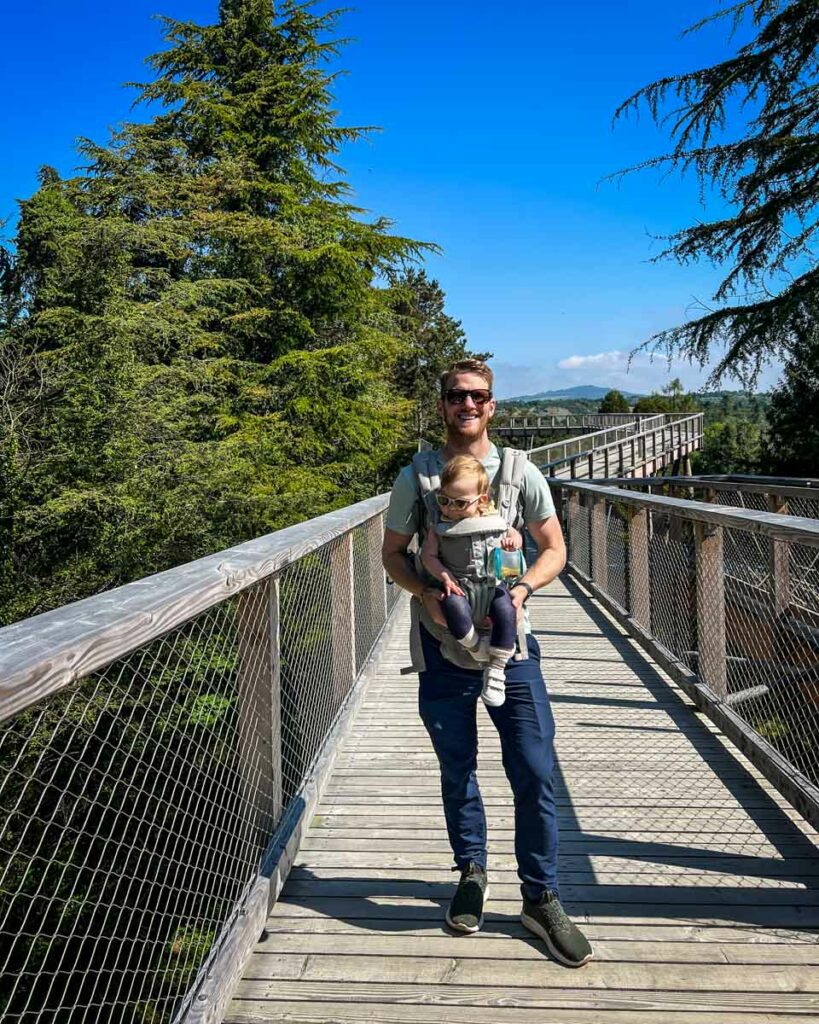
[225,576,819,1024]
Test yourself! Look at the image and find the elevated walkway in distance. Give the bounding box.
[225,581,819,1024]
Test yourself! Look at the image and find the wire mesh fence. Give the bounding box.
[0,501,396,1023]
[604,503,629,614]
[647,514,698,671]
[562,484,819,806]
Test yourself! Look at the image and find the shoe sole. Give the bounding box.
[520,910,594,967]
[445,885,489,934]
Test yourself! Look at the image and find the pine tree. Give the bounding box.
[2,0,428,622]
[615,1,819,383]
[599,389,630,413]
[763,318,819,475]
[389,269,489,444]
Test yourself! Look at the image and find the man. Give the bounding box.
[382,358,593,967]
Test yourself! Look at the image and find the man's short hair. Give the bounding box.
[439,359,493,397]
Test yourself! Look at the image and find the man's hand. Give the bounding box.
[509,584,527,624]
[501,526,523,551]
[420,586,447,626]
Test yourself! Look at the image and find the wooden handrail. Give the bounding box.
[0,494,390,723]
[556,479,819,545]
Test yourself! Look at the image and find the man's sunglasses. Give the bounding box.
[436,493,482,511]
[444,388,493,406]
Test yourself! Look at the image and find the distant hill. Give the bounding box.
[500,385,643,402]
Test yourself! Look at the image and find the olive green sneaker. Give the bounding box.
[521,889,594,966]
[445,861,488,934]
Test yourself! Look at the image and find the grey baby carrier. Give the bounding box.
[406,447,529,672]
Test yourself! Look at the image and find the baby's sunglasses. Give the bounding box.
[436,493,483,511]
[444,388,492,406]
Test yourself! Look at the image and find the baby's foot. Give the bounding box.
[481,665,506,707]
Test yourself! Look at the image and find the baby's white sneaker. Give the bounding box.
[481,665,507,707]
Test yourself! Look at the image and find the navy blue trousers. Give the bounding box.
[418,623,559,900]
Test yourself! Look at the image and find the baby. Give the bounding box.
[421,455,523,707]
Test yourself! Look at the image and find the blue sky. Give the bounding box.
[1,1,782,397]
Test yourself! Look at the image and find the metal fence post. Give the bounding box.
[695,521,727,697]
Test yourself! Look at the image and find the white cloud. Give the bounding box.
[492,348,784,400]
[557,351,628,371]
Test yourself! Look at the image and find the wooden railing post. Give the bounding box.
[330,532,356,695]
[375,515,389,623]
[237,577,283,851]
[768,493,791,616]
[695,521,727,697]
[567,490,581,564]
[591,495,608,589]
[603,447,610,478]
[628,507,650,628]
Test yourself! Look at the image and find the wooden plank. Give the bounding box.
[226,995,819,1024]
[269,895,819,927]
[311,812,816,833]
[299,837,819,857]
[292,852,819,877]
[240,932,819,964]
[259,917,819,945]
[238,954,819,991]
[280,878,819,904]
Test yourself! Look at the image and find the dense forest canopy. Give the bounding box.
[0,0,478,626]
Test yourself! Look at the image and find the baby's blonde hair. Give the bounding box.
[440,456,496,514]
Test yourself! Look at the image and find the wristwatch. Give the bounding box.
[511,580,533,602]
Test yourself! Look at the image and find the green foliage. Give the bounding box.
[693,417,763,474]
[389,269,489,446]
[0,0,434,625]
[599,389,630,413]
[763,319,819,475]
[696,389,769,430]
[632,378,699,414]
[615,1,819,383]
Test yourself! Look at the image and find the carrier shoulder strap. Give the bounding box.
[411,449,442,537]
[495,447,528,528]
